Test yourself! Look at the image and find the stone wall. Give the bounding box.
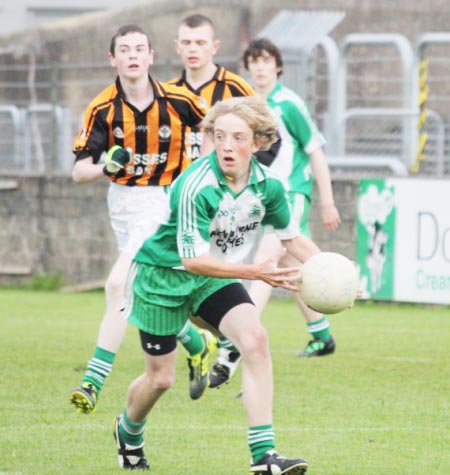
[0,175,115,286]
[0,175,359,286]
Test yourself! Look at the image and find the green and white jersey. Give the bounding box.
[267,82,325,198]
[134,152,299,268]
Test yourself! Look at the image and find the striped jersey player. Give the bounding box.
[168,14,254,161]
[73,74,205,187]
[69,24,206,417]
[167,65,254,161]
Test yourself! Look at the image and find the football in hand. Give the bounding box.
[298,252,359,314]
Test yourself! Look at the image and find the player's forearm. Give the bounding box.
[72,158,107,184]
[310,149,335,207]
[182,254,261,280]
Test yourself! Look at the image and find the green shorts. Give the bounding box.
[123,261,238,335]
[288,192,311,237]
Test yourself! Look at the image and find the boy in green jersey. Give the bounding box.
[113,96,318,473]
[207,38,342,387]
[244,38,341,356]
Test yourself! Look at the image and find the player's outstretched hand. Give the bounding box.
[257,247,300,291]
[103,145,130,175]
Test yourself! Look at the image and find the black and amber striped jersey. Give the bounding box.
[165,65,254,160]
[73,76,206,186]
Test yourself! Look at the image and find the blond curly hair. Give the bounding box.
[202,96,278,151]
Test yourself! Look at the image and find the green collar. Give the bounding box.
[267,81,283,101]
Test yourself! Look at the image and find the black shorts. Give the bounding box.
[139,331,177,355]
[193,282,254,334]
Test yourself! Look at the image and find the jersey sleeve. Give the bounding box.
[223,70,255,98]
[173,171,211,259]
[164,85,206,128]
[282,98,325,154]
[72,101,109,163]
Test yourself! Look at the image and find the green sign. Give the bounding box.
[356,179,396,300]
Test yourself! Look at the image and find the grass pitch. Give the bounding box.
[0,288,449,475]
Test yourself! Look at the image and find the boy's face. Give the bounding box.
[246,50,280,91]
[213,112,259,179]
[109,32,154,79]
[175,24,220,71]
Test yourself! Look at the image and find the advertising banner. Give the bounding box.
[356,178,450,305]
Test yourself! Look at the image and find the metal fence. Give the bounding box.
[0,57,238,174]
[306,32,450,176]
[1,33,450,177]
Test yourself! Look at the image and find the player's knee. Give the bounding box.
[104,273,125,299]
[151,371,175,391]
[153,374,175,391]
[241,324,269,359]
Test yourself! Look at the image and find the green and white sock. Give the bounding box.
[120,410,146,446]
[307,316,331,342]
[177,321,205,357]
[248,424,275,463]
[82,347,115,394]
[217,337,239,354]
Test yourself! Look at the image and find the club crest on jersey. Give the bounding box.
[249,205,262,217]
[199,97,207,109]
[113,127,124,139]
[159,125,171,140]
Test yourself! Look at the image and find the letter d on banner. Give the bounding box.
[417,212,438,261]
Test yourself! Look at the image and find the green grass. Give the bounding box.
[0,288,449,474]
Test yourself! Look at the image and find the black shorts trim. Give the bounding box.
[139,330,177,355]
[196,282,254,330]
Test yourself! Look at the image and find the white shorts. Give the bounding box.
[108,182,171,258]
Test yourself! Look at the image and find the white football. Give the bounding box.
[298,252,359,314]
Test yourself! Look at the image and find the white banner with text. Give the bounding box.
[356,178,450,305]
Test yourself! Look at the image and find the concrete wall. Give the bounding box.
[0,175,359,286]
[0,175,115,286]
